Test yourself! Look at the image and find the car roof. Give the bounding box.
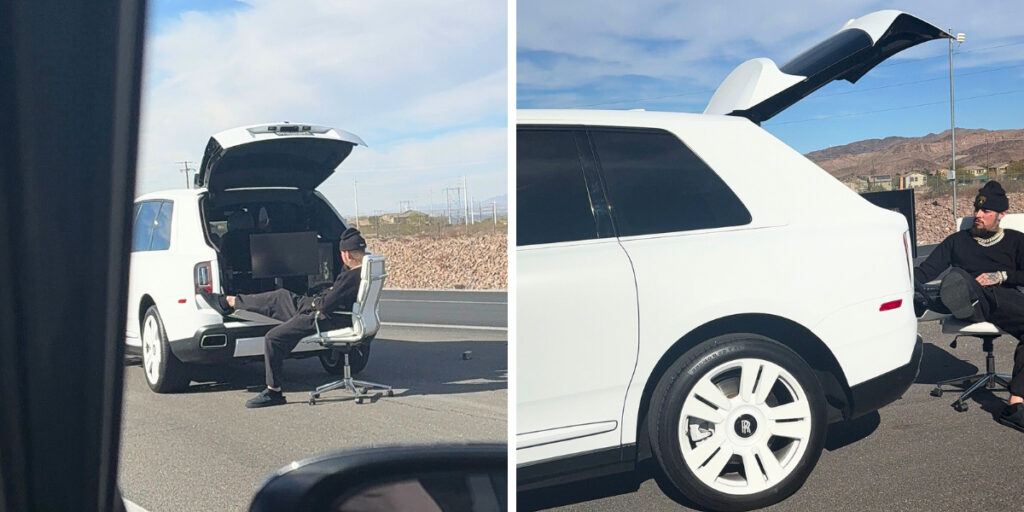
[134,187,206,202]
[517,109,752,127]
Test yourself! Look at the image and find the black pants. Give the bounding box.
[945,268,1024,396]
[235,288,318,389]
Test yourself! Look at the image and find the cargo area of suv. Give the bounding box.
[200,189,347,296]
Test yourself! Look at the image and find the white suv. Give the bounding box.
[516,11,946,511]
[127,123,368,393]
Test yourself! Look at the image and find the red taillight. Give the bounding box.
[879,299,903,312]
[194,261,213,294]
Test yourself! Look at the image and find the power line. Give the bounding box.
[562,40,1024,109]
[766,88,1024,126]
[875,39,1024,69]
[570,88,713,109]
[809,62,1024,99]
[342,158,505,173]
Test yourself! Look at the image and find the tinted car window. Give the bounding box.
[517,128,599,246]
[591,128,751,236]
[132,201,161,252]
[150,201,173,251]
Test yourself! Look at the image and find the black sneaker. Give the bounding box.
[245,388,286,408]
[200,290,235,316]
[998,403,1024,433]
[939,271,977,320]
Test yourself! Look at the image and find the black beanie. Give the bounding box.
[975,181,1009,212]
[339,227,367,251]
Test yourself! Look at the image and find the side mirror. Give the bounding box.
[249,444,507,512]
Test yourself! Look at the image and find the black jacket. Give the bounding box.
[915,229,1024,287]
[312,266,362,323]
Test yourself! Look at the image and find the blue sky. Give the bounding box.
[518,1,1024,154]
[137,0,507,216]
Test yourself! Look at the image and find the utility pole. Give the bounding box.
[176,160,195,189]
[445,188,452,225]
[492,200,497,226]
[353,180,360,230]
[949,31,966,231]
[444,187,460,225]
[462,176,470,227]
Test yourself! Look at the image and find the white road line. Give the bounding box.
[382,299,507,305]
[124,499,149,512]
[383,321,507,331]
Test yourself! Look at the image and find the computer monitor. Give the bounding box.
[250,231,320,279]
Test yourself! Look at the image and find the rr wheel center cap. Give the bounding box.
[734,414,758,439]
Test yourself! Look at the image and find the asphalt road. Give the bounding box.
[380,289,507,328]
[521,319,1024,512]
[119,324,507,512]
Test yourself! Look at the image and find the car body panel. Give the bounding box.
[515,109,917,467]
[705,10,951,123]
[197,123,366,192]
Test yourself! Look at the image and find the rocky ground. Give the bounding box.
[916,192,1024,245]
[366,233,507,290]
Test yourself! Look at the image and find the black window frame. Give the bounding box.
[131,200,165,253]
[516,125,614,247]
[149,200,174,251]
[585,126,752,237]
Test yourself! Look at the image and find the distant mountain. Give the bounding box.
[479,194,507,209]
[805,128,1024,177]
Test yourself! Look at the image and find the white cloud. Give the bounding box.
[518,0,1024,94]
[136,0,507,211]
[318,125,508,216]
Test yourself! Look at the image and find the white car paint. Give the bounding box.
[516,109,918,465]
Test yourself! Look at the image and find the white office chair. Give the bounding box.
[302,254,393,405]
[929,316,1013,412]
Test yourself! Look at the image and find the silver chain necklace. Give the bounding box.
[974,228,1005,247]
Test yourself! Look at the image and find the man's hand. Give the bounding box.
[976,272,1004,287]
[226,296,236,308]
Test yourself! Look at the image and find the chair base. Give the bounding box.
[930,335,1012,412]
[931,372,1011,412]
[308,353,393,405]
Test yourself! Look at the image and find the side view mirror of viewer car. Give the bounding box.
[249,444,507,512]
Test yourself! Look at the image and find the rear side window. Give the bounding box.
[150,201,174,251]
[517,128,599,246]
[590,128,750,236]
[131,201,161,252]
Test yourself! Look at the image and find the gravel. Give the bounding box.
[366,233,507,290]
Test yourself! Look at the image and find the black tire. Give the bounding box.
[140,306,191,393]
[648,334,827,512]
[318,337,373,376]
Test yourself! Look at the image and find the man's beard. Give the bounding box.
[971,225,1000,238]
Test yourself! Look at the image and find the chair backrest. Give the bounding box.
[957,213,1024,232]
[350,254,387,339]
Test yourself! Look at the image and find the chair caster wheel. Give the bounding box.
[359,387,368,394]
[308,399,315,406]
[953,402,968,412]
[386,389,394,397]
[356,398,365,404]
[930,388,943,397]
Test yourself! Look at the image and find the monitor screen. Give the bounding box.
[250,231,321,279]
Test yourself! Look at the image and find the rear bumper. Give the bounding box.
[168,321,326,364]
[846,334,923,419]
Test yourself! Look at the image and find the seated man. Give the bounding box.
[915,181,1024,432]
[203,227,368,408]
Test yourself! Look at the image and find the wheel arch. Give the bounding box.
[139,295,156,330]
[634,313,852,460]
